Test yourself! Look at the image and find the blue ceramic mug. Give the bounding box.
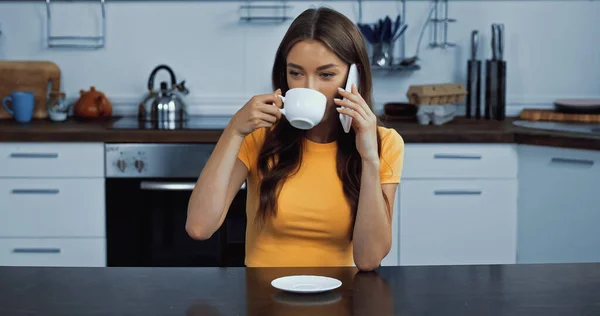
[2,92,35,123]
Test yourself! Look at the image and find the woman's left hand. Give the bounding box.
[335,84,379,163]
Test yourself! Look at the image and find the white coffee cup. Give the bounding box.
[276,88,327,130]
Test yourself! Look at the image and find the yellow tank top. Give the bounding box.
[236,126,404,267]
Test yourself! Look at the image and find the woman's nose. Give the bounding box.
[305,77,318,90]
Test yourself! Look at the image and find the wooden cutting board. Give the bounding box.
[520,109,600,124]
[0,61,61,119]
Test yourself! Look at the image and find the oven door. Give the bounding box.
[106,178,246,267]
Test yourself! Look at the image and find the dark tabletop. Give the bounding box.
[1,263,600,316]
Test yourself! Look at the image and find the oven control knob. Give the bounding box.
[116,159,126,172]
[134,160,145,173]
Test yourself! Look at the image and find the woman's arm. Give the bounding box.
[352,159,398,271]
[186,126,249,240]
[335,84,401,271]
[186,91,283,240]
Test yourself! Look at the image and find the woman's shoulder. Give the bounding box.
[242,126,270,147]
[377,126,405,183]
[377,126,404,150]
[238,127,271,172]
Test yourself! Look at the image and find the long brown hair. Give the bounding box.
[256,7,390,229]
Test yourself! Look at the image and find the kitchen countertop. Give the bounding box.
[1,263,599,315]
[0,116,599,150]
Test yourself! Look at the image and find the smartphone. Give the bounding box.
[339,63,359,133]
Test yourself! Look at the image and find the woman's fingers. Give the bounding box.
[336,106,365,126]
[333,97,368,120]
[337,84,373,116]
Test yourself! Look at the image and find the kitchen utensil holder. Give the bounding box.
[45,0,106,49]
[428,0,456,49]
[360,0,419,72]
[239,1,292,22]
[485,59,507,121]
[372,41,395,67]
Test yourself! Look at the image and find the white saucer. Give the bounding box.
[271,275,342,294]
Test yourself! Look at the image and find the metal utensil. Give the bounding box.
[385,16,392,42]
[471,30,479,60]
[497,23,504,60]
[357,23,376,43]
[400,1,436,66]
[392,24,407,42]
[485,23,507,121]
[392,14,401,38]
[466,30,481,119]
[491,24,498,60]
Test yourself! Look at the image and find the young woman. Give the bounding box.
[186,7,404,271]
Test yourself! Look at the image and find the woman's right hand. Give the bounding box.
[228,89,283,137]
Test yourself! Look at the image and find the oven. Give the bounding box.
[105,143,247,267]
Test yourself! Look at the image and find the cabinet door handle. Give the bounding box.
[550,157,594,167]
[10,153,59,159]
[140,181,247,191]
[12,248,61,254]
[11,189,59,195]
[140,181,195,191]
[434,190,482,196]
[433,153,482,160]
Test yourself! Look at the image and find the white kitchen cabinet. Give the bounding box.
[517,145,600,264]
[0,238,105,267]
[399,179,517,266]
[0,142,106,267]
[398,144,518,266]
[402,144,518,179]
[0,179,105,237]
[380,186,400,266]
[0,143,104,177]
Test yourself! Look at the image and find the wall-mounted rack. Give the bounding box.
[429,0,456,49]
[45,0,106,49]
[1,0,596,2]
[239,1,293,22]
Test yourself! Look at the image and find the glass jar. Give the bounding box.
[46,91,69,121]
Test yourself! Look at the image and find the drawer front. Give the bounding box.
[0,179,105,237]
[399,179,517,266]
[518,144,600,175]
[402,144,517,179]
[0,238,105,267]
[0,143,104,177]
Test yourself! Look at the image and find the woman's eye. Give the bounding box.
[289,71,302,77]
[321,73,335,79]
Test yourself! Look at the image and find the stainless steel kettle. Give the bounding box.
[138,64,189,123]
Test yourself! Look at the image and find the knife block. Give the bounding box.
[485,59,506,121]
[466,60,481,119]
